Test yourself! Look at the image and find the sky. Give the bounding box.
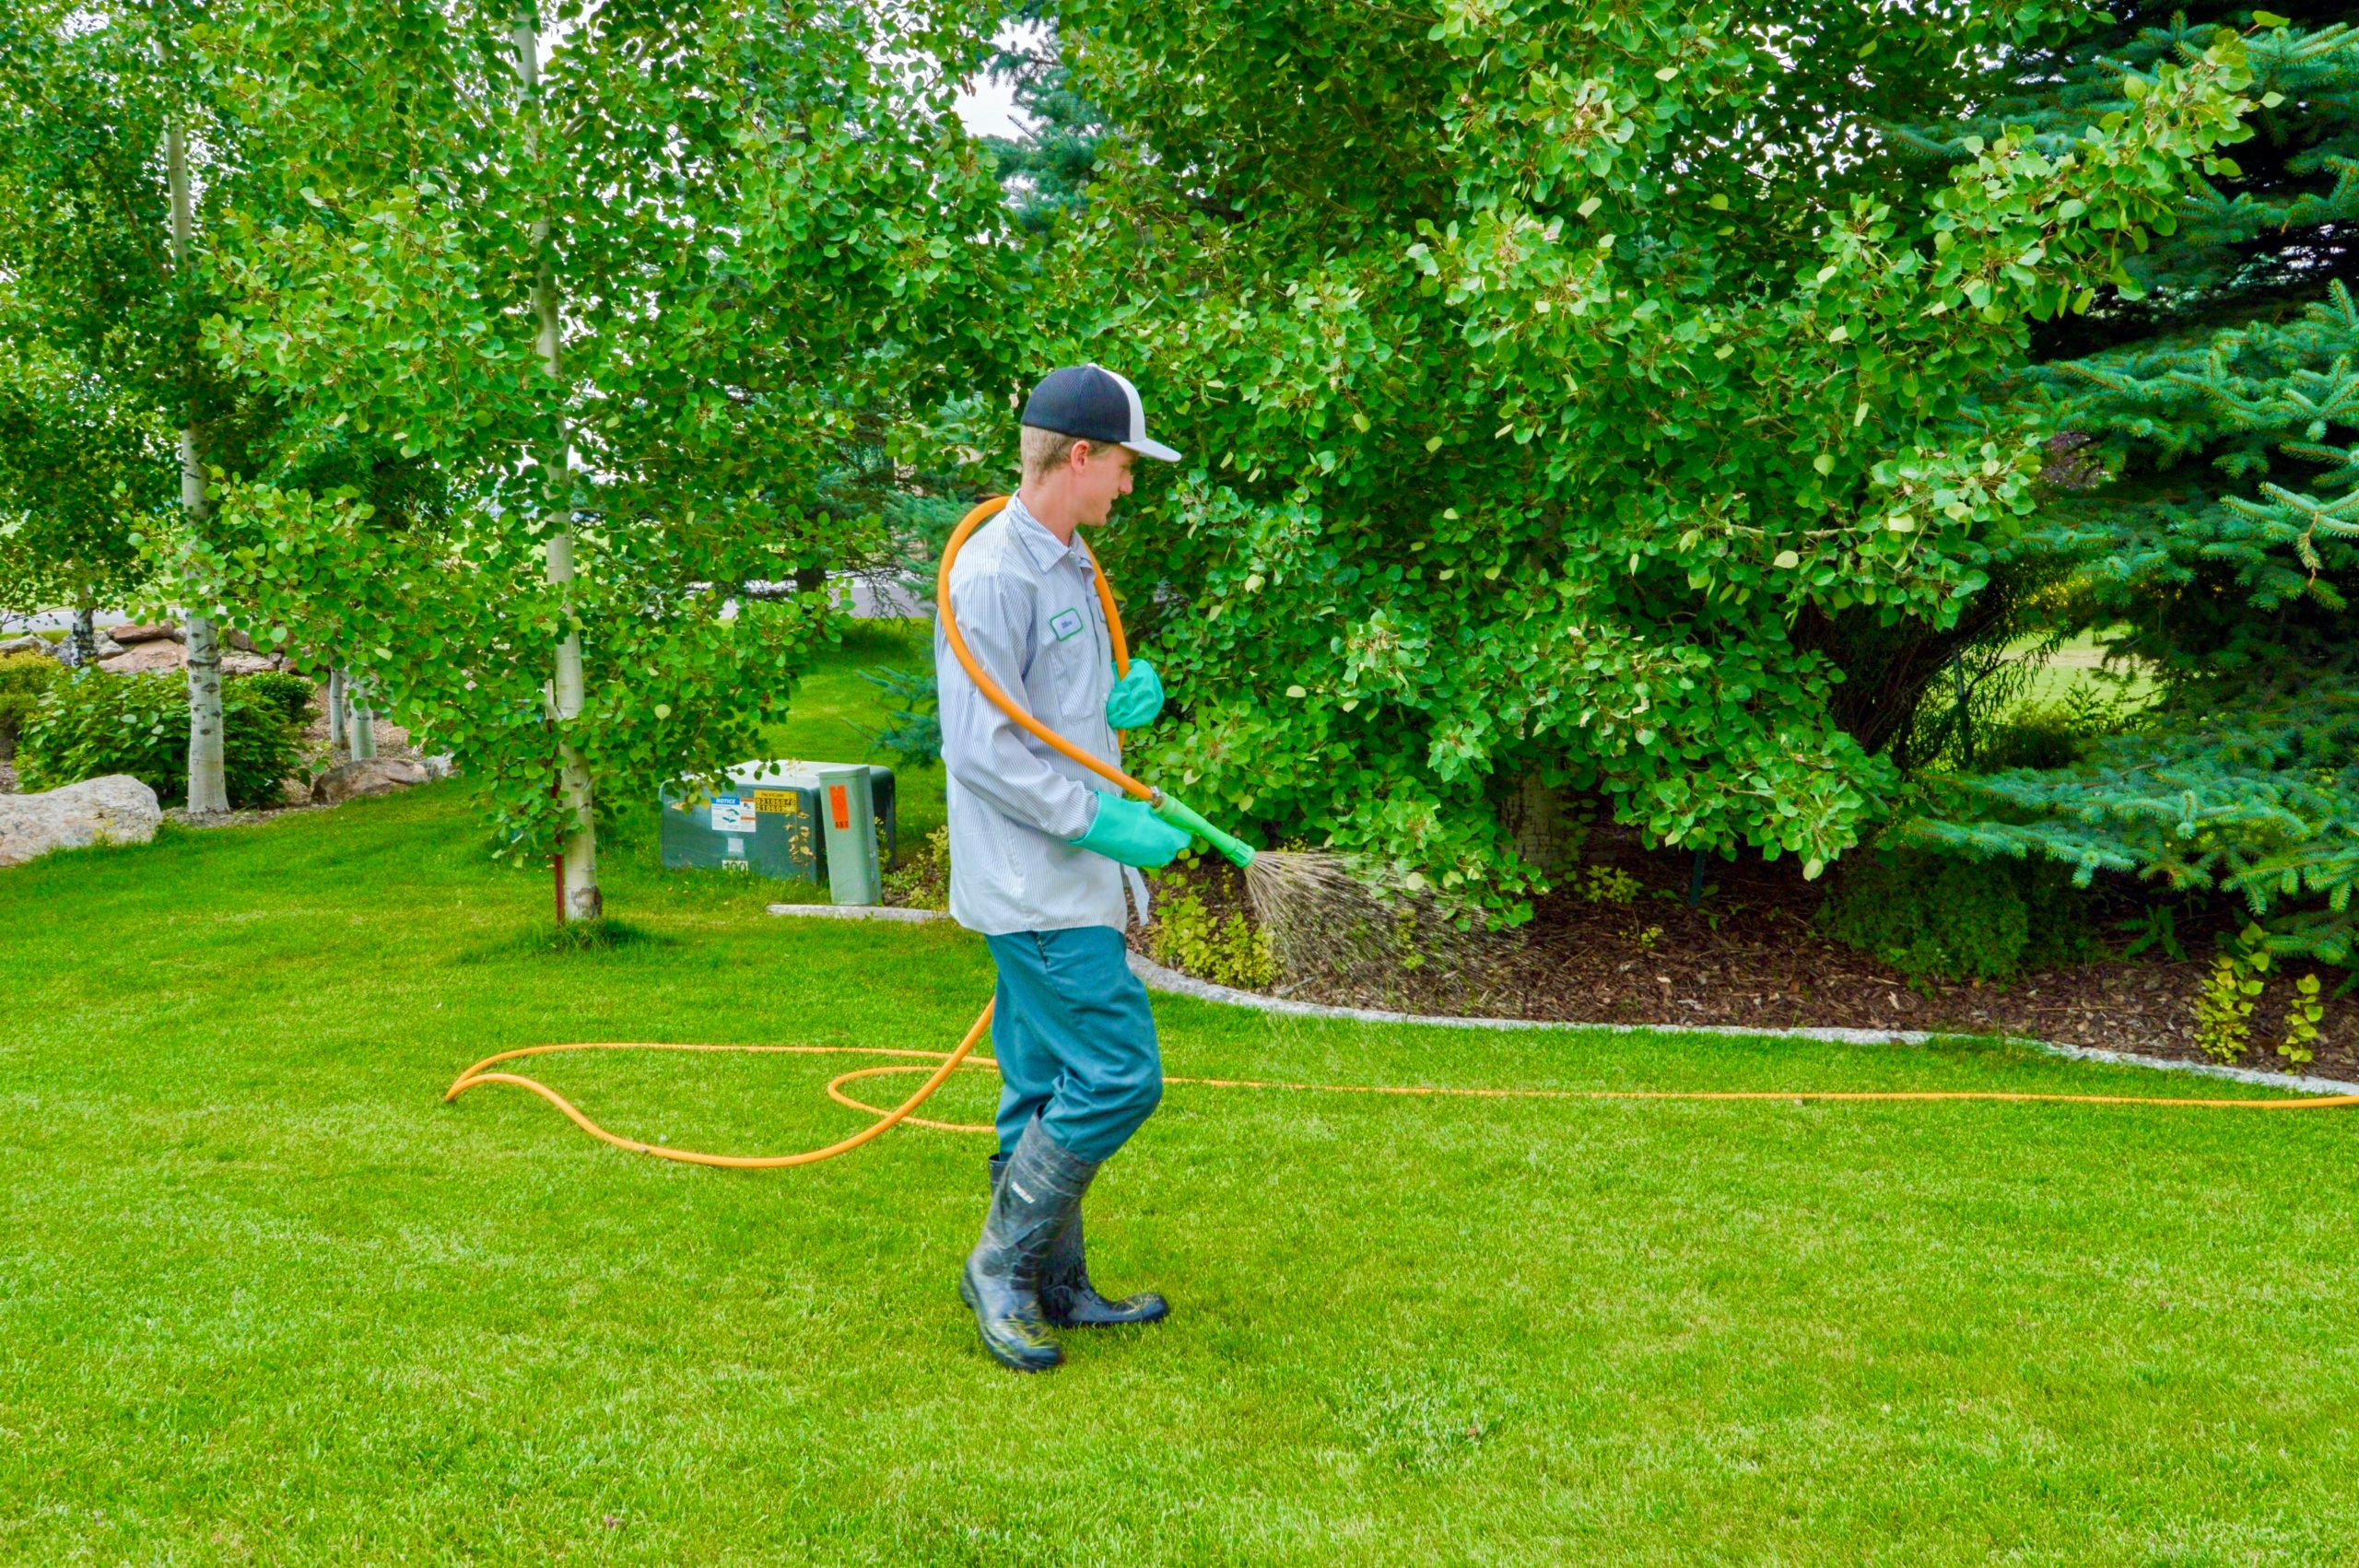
[953,70,1029,142]
[949,18,1045,142]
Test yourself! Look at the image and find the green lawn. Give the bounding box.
[4,641,2358,1563]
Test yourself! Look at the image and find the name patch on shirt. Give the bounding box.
[1049,607,1085,642]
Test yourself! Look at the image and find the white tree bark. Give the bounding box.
[168,98,228,815]
[69,605,96,671]
[514,6,599,922]
[347,678,376,760]
[326,667,346,757]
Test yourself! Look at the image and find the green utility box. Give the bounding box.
[659,759,897,901]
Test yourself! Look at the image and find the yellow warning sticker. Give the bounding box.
[754,790,798,814]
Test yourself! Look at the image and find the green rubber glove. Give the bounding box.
[1105,659,1165,729]
[1070,793,1192,869]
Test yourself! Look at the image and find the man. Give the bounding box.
[936,363,1193,1373]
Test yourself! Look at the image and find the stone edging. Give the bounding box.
[1123,953,2359,1100]
[768,902,950,925]
[757,904,2359,1099]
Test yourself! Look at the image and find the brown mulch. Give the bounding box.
[1135,825,2359,1084]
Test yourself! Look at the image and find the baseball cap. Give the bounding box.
[1019,364,1181,462]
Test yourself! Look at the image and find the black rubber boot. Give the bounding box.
[959,1119,1091,1372]
[990,1149,1168,1329]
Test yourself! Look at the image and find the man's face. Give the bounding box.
[1070,441,1135,526]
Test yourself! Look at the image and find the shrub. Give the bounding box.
[0,651,64,754]
[18,672,304,808]
[2281,973,2324,1070]
[882,825,950,911]
[1817,849,2095,985]
[235,669,318,726]
[2194,932,2271,1064]
[1151,890,1275,989]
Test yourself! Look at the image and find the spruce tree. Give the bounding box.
[1902,10,2359,962]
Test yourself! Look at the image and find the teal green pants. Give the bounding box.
[983,926,1162,1163]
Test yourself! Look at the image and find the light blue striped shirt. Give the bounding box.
[934,493,1145,934]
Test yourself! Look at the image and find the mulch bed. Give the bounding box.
[1133,824,2359,1083]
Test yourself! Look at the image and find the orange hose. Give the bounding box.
[445,497,2358,1168]
[446,1041,2353,1169]
[443,1020,999,1168]
[935,494,1153,802]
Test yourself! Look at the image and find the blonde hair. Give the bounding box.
[1020,424,1090,485]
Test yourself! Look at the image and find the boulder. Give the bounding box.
[98,641,185,673]
[0,774,162,868]
[219,651,277,676]
[108,623,183,646]
[0,635,53,659]
[311,755,429,805]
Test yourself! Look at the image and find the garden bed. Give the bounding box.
[1129,823,2359,1082]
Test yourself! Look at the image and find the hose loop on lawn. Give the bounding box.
[444,1024,2359,1171]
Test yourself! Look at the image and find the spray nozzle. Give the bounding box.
[1149,790,1257,870]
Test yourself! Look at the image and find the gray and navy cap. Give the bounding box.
[1020,364,1181,462]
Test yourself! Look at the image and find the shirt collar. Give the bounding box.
[1005,491,1093,577]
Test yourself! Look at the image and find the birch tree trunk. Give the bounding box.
[167,84,228,814]
[325,667,346,756]
[348,679,376,760]
[514,6,599,923]
[69,605,96,671]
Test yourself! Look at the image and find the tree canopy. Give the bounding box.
[996,0,2256,910]
[189,0,1010,892]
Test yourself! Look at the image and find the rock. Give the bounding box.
[0,635,53,659]
[219,652,276,676]
[0,774,162,867]
[90,629,124,658]
[108,623,183,646]
[98,641,186,673]
[421,753,459,780]
[310,756,429,805]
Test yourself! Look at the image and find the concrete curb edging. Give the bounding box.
[757,904,2359,1098]
[1124,953,2359,1100]
[768,902,948,924]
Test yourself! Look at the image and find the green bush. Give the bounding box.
[1817,849,2095,984]
[18,672,305,808]
[236,669,318,726]
[881,825,949,912]
[1151,890,1276,989]
[0,652,64,753]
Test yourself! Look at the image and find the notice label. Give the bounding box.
[711,796,757,833]
[753,790,796,814]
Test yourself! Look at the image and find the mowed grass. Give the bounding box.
[4,643,2359,1562]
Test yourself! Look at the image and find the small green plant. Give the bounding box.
[1633,923,1662,953]
[1580,864,1640,905]
[234,669,319,727]
[1151,890,1276,989]
[2194,927,2271,1064]
[882,825,950,911]
[1819,851,2027,983]
[0,651,65,754]
[18,671,304,808]
[2117,902,2186,962]
[2281,973,2324,1069]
